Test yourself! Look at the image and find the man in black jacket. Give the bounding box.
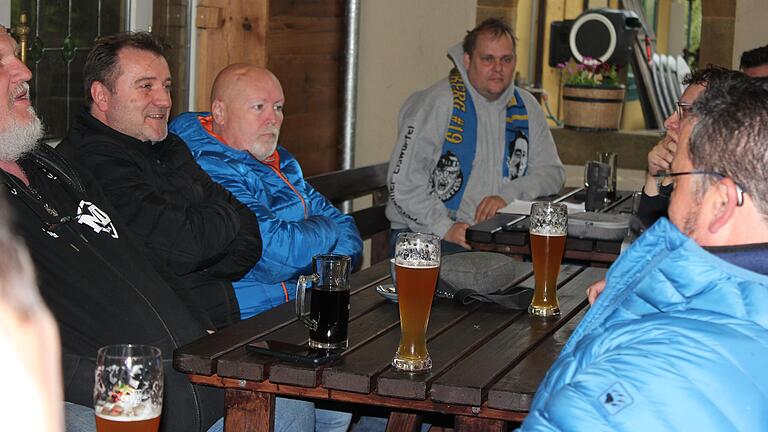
[0,26,222,432]
[57,32,262,329]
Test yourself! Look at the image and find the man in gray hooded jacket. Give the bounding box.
[386,18,565,253]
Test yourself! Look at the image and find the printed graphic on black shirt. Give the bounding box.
[76,200,119,238]
[507,131,528,180]
[430,151,463,202]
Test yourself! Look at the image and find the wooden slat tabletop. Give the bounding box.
[467,191,636,264]
[174,259,607,430]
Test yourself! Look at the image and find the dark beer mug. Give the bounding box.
[296,254,351,350]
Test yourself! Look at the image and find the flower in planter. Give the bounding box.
[557,57,620,87]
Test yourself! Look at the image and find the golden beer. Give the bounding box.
[94,345,163,432]
[392,232,440,371]
[528,202,568,317]
[529,233,566,316]
[394,264,440,364]
[95,413,160,432]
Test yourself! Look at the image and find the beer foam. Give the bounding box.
[395,235,440,263]
[395,261,439,269]
[95,411,161,422]
[95,400,161,421]
[530,227,567,236]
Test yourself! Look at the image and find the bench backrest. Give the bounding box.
[306,162,390,264]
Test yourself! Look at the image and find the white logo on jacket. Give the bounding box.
[76,200,119,239]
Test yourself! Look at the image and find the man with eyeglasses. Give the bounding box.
[385,18,564,254]
[521,69,768,431]
[636,65,768,231]
[635,66,725,229]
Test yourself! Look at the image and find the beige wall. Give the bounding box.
[355,0,476,167]
[733,0,768,68]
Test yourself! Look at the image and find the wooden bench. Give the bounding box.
[306,162,390,265]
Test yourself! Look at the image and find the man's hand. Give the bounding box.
[444,222,470,249]
[648,135,676,176]
[475,195,507,223]
[644,135,676,196]
[586,279,606,305]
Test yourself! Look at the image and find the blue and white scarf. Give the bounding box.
[430,69,530,213]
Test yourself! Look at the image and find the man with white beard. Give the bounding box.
[0,26,225,432]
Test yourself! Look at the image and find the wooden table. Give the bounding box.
[174,261,606,431]
[467,191,637,264]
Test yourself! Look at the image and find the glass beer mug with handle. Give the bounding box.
[392,232,441,372]
[528,202,568,317]
[296,254,352,350]
[94,344,163,432]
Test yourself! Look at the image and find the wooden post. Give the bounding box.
[224,388,275,432]
[385,412,423,432]
[455,416,508,432]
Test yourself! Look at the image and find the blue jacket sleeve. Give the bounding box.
[196,155,356,284]
[303,181,363,268]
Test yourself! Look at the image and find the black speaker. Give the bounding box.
[549,9,640,67]
[569,8,641,66]
[548,20,573,67]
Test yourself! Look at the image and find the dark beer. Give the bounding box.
[309,286,350,348]
[529,233,566,316]
[95,413,160,432]
[394,263,439,366]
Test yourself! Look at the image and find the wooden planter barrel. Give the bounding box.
[562,84,626,131]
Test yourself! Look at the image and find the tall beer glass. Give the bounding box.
[528,202,568,317]
[392,232,440,371]
[94,344,163,432]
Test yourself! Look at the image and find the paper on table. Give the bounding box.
[497,199,585,215]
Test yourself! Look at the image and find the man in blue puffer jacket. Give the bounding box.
[169,64,361,432]
[522,72,768,430]
[169,64,362,320]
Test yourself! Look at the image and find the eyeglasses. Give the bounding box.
[676,102,693,120]
[652,171,746,206]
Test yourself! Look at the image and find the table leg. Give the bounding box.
[454,415,507,432]
[385,411,423,432]
[224,388,275,432]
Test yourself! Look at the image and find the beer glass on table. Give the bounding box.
[597,151,618,201]
[94,344,163,432]
[392,232,440,372]
[528,202,568,317]
[296,254,352,350]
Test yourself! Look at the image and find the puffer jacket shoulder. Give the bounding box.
[522,218,768,431]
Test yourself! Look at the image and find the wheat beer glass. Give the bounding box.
[94,344,163,432]
[528,202,568,317]
[296,254,352,350]
[392,232,440,371]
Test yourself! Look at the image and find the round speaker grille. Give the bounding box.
[569,12,616,63]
